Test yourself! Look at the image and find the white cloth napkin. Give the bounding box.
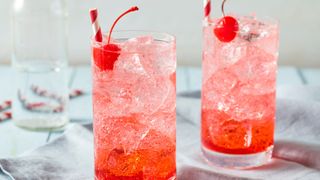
[1,86,320,180]
[176,93,320,180]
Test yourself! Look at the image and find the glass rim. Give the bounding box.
[91,30,176,48]
[203,15,279,27]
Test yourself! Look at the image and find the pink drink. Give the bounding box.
[92,32,176,179]
[202,16,279,168]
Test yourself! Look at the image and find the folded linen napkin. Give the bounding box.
[0,124,94,180]
[1,87,320,180]
[176,95,320,180]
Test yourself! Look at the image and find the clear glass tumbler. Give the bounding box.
[91,31,176,179]
[201,16,279,168]
[12,0,69,130]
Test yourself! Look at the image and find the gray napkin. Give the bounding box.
[0,125,94,180]
[1,88,320,180]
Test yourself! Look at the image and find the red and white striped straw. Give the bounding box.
[0,112,11,122]
[31,85,84,100]
[0,88,85,122]
[69,89,84,99]
[203,0,211,19]
[0,88,84,115]
[0,100,11,112]
[90,8,103,42]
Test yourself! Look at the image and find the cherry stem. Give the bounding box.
[107,6,139,44]
[222,0,226,17]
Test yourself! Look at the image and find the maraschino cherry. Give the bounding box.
[214,0,238,42]
[94,7,139,71]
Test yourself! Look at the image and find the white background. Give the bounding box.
[0,0,320,67]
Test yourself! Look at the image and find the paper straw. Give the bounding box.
[31,85,84,100]
[0,88,84,112]
[204,0,211,19]
[18,91,64,113]
[20,86,85,113]
[90,8,103,42]
[0,112,11,122]
[69,89,84,99]
[0,100,11,112]
[0,87,85,122]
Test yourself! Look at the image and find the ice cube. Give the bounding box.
[135,78,175,135]
[226,87,276,121]
[238,16,264,42]
[93,54,149,117]
[238,15,279,52]
[219,41,247,67]
[114,53,147,80]
[158,78,176,113]
[96,120,150,152]
[141,41,176,77]
[202,67,275,121]
[231,46,277,95]
[130,75,171,115]
[121,36,155,52]
[121,35,176,77]
[208,117,253,149]
[202,69,238,110]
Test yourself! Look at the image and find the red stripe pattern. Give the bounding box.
[70,89,84,99]
[90,8,103,42]
[204,0,211,18]
[0,100,11,122]
[0,87,85,122]
[0,112,11,122]
[0,100,11,112]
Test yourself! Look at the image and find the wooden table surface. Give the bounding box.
[0,65,319,178]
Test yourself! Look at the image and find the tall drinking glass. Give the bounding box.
[12,0,69,130]
[91,31,176,179]
[201,16,279,168]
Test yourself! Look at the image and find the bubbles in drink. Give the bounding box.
[202,15,278,155]
[93,34,176,179]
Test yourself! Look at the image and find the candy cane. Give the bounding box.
[90,8,103,42]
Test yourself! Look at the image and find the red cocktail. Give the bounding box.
[201,1,279,168]
[92,31,176,179]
